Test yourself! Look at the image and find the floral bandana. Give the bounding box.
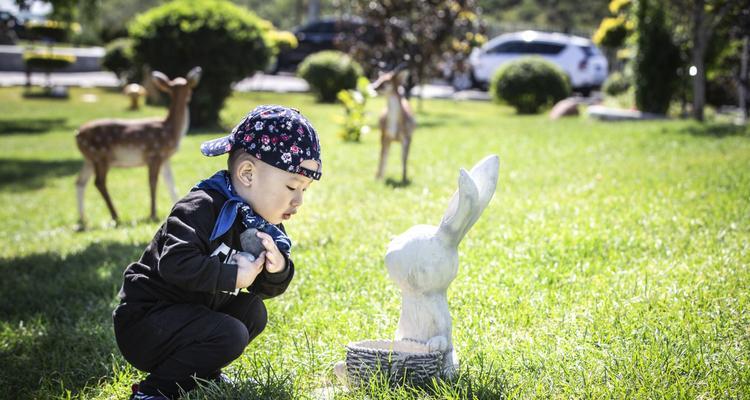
[193,170,292,254]
[200,104,322,180]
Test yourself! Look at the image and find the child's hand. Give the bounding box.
[234,251,266,289]
[256,231,287,273]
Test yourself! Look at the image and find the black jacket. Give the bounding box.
[117,189,294,312]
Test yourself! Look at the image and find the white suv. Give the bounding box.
[469,30,608,95]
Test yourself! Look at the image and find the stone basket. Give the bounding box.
[344,339,443,387]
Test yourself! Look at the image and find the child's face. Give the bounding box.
[234,158,318,224]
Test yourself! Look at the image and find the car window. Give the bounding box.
[303,21,335,34]
[579,45,593,57]
[488,40,565,55]
[578,45,601,57]
[488,41,524,54]
[525,42,565,55]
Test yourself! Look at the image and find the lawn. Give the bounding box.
[0,86,748,399]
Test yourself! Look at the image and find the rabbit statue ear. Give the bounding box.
[438,169,479,247]
[438,155,500,247]
[464,155,500,231]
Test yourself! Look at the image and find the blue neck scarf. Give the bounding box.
[193,170,292,255]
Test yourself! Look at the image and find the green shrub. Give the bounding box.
[490,57,570,114]
[633,0,679,114]
[602,71,631,96]
[266,29,298,53]
[23,51,76,70]
[25,20,79,43]
[298,50,363,103]
[337,77,375,142]
[129,0,271,126]
[102,38,137,83]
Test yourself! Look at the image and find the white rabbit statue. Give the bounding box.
[385,154,500,377]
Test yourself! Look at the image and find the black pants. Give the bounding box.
[113,293,267,398]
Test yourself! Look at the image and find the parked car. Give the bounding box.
[272,17,378,73]
[468,30,608,95]
[0,10,22,43]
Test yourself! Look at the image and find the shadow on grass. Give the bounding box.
[0,241,144,399]
[0,118,68,135]
[385,177,412,188]
[679,123,749,138]
[0,158,81,191]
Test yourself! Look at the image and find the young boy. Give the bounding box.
[113,105,322,400]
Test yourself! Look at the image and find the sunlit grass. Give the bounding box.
[0,86,748,399]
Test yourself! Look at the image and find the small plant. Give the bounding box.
[336,76,375,142]
[602,71,631,96]
[490,57,570,114]
[298,50,363,103]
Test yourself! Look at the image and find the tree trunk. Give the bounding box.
[692,0,707,122]
[739,35,749,125]
[307,0,321,22]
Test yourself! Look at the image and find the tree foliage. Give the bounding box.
[129,0,272,127]
[478,0,609,34]
[347,0,484,95]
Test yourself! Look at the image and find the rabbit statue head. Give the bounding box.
[385,155,500,377]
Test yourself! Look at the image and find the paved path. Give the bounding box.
[0,70,491,101]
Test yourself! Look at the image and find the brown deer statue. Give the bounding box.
[75,67,201,228]
[370,65,416,183]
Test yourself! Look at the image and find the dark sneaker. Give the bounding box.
[129,383,170,400]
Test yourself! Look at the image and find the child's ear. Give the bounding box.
[235,160,254,187]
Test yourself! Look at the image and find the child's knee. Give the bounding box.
[246,297,268,340]
[221,317,251,360]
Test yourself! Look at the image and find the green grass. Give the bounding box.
[0,86,749,399]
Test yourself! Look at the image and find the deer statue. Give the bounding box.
[123,83,147,110]
[75,67,201,228]
[370,65,416,183]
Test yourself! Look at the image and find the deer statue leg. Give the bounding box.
[377,136,391,180]
[160,159,179,203]
[92,162,119,224]
[147,160,161,221]
[401,136,411,183]
[75,160,94,228]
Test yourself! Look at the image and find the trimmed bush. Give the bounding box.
[602,71,631,96]
[102,38,137,83]
[490,57,570,114]
[129,0,271,126]
[298,50,363,103]
[266,30,298,53]
[25,20,80,43]
[23,51,76,70]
